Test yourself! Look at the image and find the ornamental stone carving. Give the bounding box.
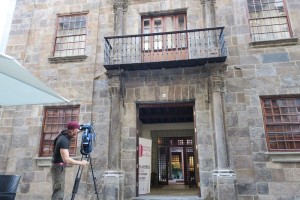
[109,87,120,97]
[106,70,123,98]
[113,1,128,13]
[209,76,225,93]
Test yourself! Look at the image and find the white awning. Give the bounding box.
[0,53,69,106]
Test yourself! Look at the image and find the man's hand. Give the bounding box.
[80,160,89,166]
[60,149,89,166]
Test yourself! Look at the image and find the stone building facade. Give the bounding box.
[1,0,300,200]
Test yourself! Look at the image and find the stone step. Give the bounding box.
[132,184,202,200]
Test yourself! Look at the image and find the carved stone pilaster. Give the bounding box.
[209,75,236,199]
[203,0,216,28]
[201,0,206,28]
[123,0,128,12]
[104,70,125,200]
[113,0,128,35]
[209,77,236,200]
[105,70,122,171]
[209,76,229,170]
[210,0,216,27]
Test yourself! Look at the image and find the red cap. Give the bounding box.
[67,121,80,130]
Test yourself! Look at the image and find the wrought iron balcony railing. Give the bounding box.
[104,27,227,70]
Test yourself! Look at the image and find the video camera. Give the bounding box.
[79,124,95,155]
[79,124,93,131]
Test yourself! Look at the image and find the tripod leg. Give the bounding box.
[71,156,84,200]
[89,156,100,200]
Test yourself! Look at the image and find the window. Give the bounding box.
[53,13,87,57]
[142,14,188,62]
[247,0,292,42]
[261,97,300,151]
[142,14,187,50]
[39,105,80,157]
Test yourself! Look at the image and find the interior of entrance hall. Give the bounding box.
[137,101,199,196]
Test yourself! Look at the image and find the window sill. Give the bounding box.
[48,55,87,64]
[265,152,300,163]
[249,38,298,48]
[34,156,82,167]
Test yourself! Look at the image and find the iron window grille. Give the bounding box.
[247,0,292,42]
[261,97,300,151]
[53,13,87,57]
[39,105,80,157]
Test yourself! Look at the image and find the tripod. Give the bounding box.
[71,154,99,200]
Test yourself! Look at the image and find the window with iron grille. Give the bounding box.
[39,105,80,157]
[247,0,292,42]
[261,97,300,151]
[53,13,87,57]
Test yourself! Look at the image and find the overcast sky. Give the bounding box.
[0,0,16,53]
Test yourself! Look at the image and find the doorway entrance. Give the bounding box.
[136,101,199,196]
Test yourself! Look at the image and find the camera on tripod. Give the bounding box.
[72,123,99,200]
[79,124,95,156]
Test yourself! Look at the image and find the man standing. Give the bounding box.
[50,121,89,200]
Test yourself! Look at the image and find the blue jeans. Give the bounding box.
[50,164,66,200]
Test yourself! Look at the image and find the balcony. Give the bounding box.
[104,27,227,71]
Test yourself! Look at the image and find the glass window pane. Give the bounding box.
[247,0,291,41]
[144,19,150,28]
[178,15,185,31]
[262,97,300,151]
[54,14,87,57]
[154,18,162,33]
